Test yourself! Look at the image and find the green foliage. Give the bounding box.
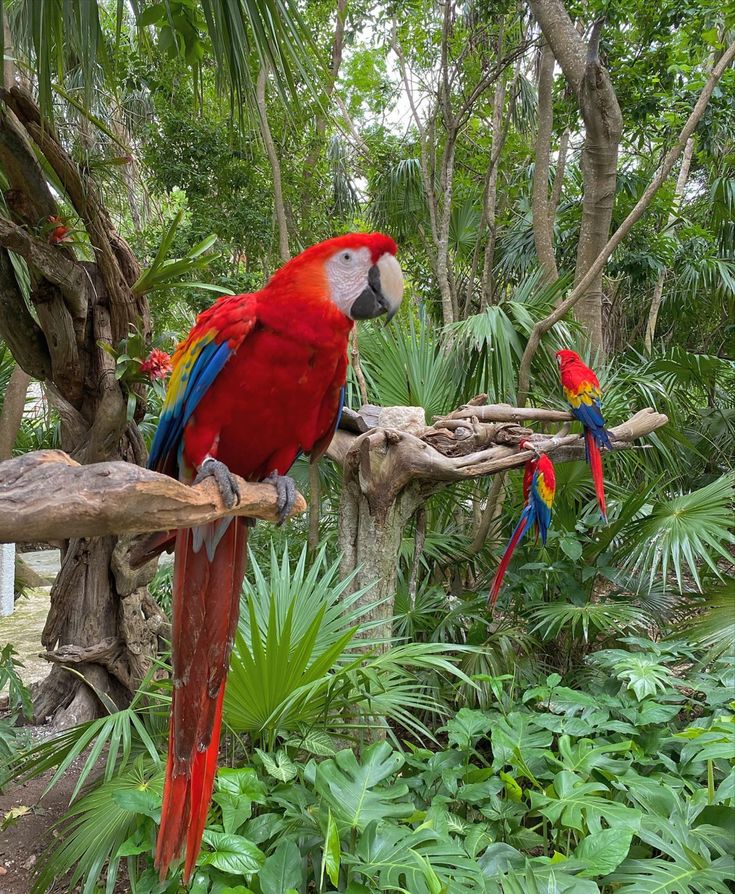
[224,543,474,746]
[27,639,735,894]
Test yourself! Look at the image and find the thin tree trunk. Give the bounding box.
[532,41,559,282]
[469,473,506,554]
[350,329,369,406]
[551,128,570,214]
[481,65,520,306]
[644,135,695,352]
[436,135,457,326]
[0,363,30,460]
[300,0,347,216]
[256,66,290,264]
[529,3,623,355]
[307,460,320,556]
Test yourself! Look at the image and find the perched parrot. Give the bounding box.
[146,233,403,881]
[556,349,611,522]
[488,444,555,607]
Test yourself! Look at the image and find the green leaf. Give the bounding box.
[111,786,161,820]
[212,790,253,834]
[258,840,303,894]
[530,771,642,835]
[445,708,493,749]
[313,741,414,831]
[574,828,633,876]
[199,830,265,875]
[323,808,341,887]
[256,749,297,783]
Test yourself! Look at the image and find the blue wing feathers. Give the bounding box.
[148,339,234,473]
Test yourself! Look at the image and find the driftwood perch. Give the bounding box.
[0,450,307,543]
[0,403,668,545]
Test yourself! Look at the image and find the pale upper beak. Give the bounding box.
[350,253,404,322]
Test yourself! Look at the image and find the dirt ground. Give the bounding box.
[0,756,81,894]
[0,551,75,894]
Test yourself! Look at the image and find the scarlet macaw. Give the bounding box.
[556,349,611,522]
[488,445,556,607]
[147,234,403,881]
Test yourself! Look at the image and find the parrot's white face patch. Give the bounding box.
[325,246,374,316]
[325,247,403,318]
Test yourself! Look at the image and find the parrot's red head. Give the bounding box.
[555,348,582,369]
[265,233,403,323]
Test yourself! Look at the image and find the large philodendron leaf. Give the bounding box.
[351,820,486,894]
[607,855,735,893]
[529,771,643,835]
[311,741,414,831]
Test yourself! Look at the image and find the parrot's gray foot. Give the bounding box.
[264,471,297,525]
[194,458,241,509]
[520,438,543,458]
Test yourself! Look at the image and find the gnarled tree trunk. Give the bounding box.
[0,84,161,726]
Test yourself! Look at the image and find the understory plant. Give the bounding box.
[23,637,735,894]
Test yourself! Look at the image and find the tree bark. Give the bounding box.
[528,3,623,355]
[0,362,30,460]
[0,84,155,726]
[256,66,290,264]
[532,41,559,282]
[644,135,695,352]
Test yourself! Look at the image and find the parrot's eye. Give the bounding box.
[341,252,352,262]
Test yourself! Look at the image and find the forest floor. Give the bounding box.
[0,755,79,893]
[0,549,80,893]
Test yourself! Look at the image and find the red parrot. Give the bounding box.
[147,233,403,881]
[488,446,555,607]
[556,349,611,522]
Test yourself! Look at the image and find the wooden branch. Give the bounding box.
[0,215,87,321]
[438,403,574,424]
[516,39,735,404]
[0,450,307,543]
[0,248,52,379]
[331,401,667,518]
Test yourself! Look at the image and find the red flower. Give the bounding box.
[140,348,173,381]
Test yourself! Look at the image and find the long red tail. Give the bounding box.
[488,510,531,608]
[585,430,608,523]
[155,517,248,882]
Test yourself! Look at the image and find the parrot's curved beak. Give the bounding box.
[350,253,404,322]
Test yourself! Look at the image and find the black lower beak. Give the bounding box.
[351,265,394,321]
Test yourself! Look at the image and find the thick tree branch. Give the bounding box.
[516,40,735,404]
[0,215,87,320]
[2,86,143,341]
[0,450,308,543]
[0,248,51,378]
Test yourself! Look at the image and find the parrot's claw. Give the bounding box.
[520,438,543,458]
[264,472,297,526]
[194,458,241,509]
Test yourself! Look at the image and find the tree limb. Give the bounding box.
[0,450,308,542]
[516,40,735,404]
[0,215,87,320]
